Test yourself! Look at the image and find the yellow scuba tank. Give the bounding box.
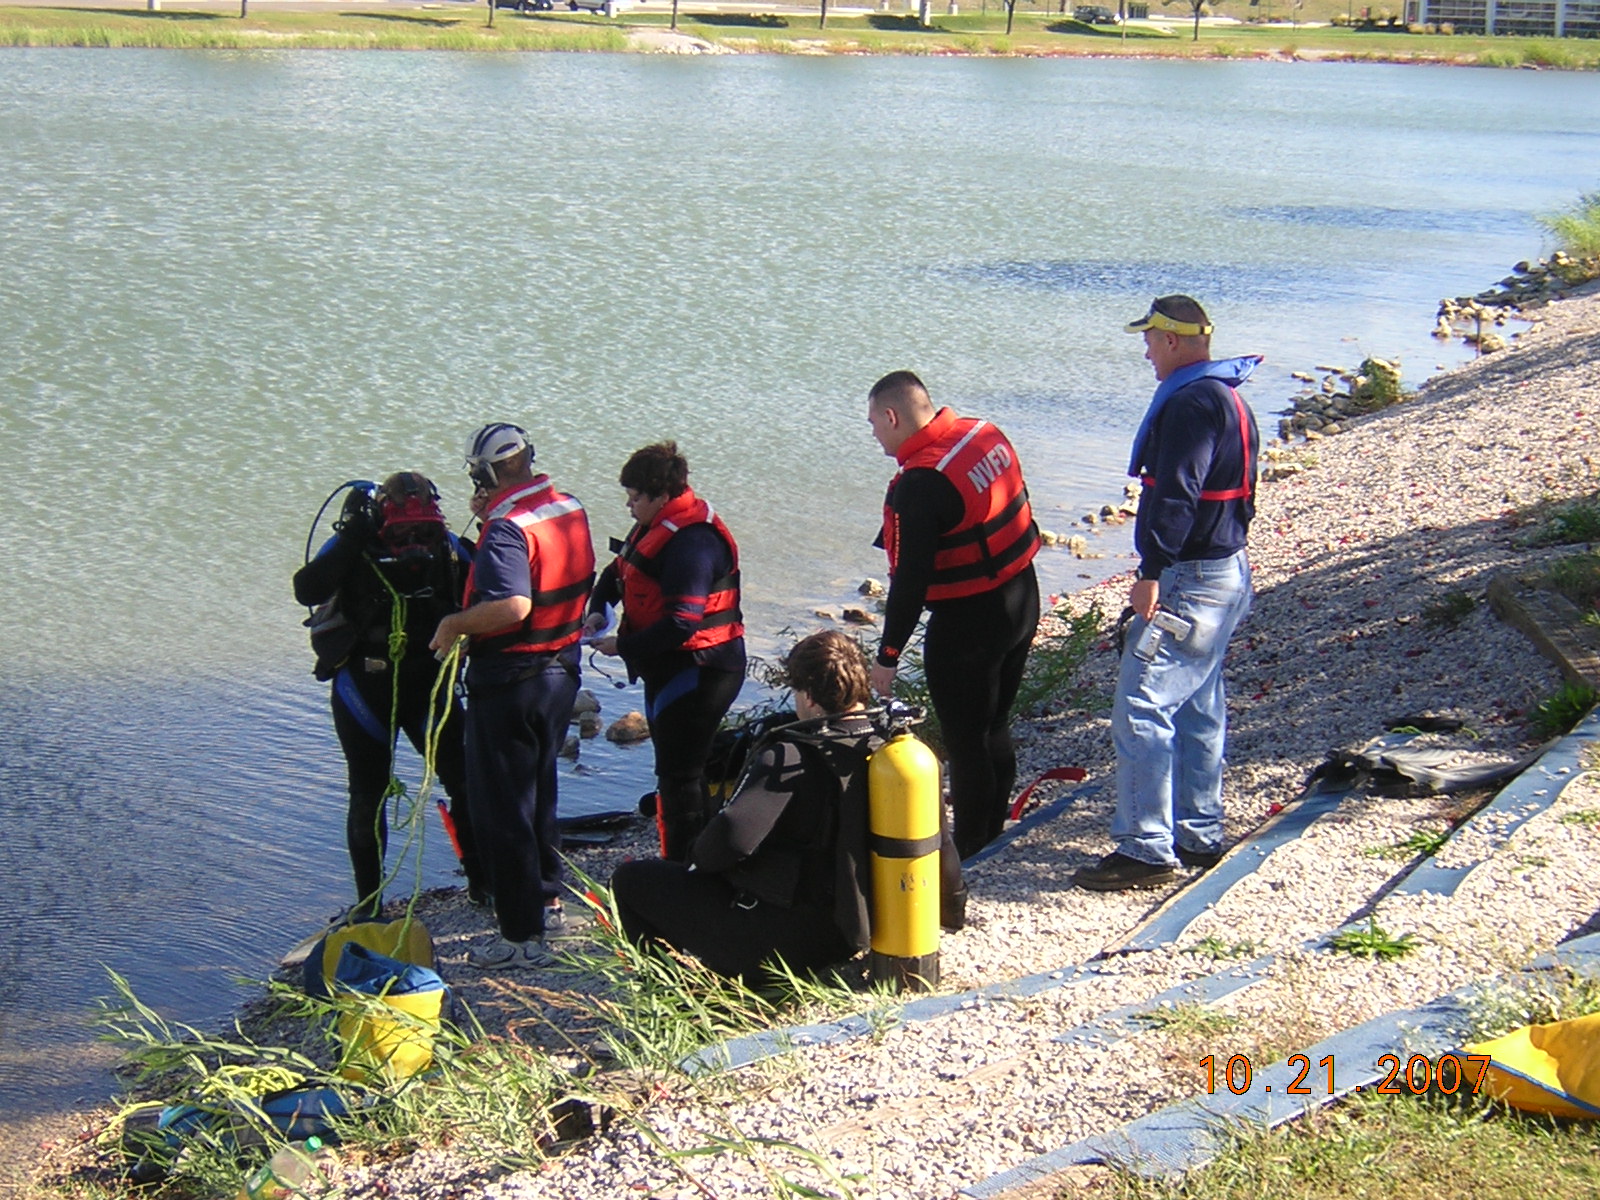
[867,729,941,991]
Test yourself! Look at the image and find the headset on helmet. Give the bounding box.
[465,423,534,490]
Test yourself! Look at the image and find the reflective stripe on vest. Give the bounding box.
[882,409,1040,603]
[1139,386,1257,502]
[615,489,744,651]
[466,479,595,655]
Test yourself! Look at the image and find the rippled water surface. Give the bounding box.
[2,48,1598,1122]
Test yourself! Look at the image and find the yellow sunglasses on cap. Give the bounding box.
[1124,307,1213,337]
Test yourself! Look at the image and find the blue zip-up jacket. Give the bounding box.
[1130,356,1262,581]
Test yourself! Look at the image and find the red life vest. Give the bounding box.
[1138,385,1258,501]
[881,407,1040,603]
[464,476,595,655]
[615,489,744,651]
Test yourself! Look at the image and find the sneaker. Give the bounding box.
[1176,844,1223,871]
[468,937,558,970]
[543,902,566,934]
[1072,851,1176,892]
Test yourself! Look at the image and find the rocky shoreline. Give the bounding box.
[31,284,1600,1199]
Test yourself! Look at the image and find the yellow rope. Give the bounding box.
[359,559,474,927]
[364,562,424,921]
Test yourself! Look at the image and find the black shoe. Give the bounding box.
[1176,845,1222,870]
[940,885,968,933]
[1072,852,1176,892]
[467,883,493,908]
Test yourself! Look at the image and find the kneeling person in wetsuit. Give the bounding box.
[609,630,878,981]
[293,472,484,919]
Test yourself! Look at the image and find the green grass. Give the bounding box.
[1539,189,1600,257]
[1065,966,1600,1199]
[1131,1001,1239,1038]
[1558,808,1600,826]
[1530,681,1600,740]
[57,871,888,1200]
[1057,1090,1600,1199]
[1469,963,1600,1041]
[0,5,629,48]
[1543,550,1600,611]
[1521,494,1600,547]
[4,4,1600,61]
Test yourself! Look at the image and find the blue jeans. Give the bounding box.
[1111,551,1252,866]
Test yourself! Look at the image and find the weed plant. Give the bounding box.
[892,603,1102,755]
[1185,935,1262,961]
[1539,189,1600,259]
[1469,964,1600,1040]
[1132,1001,1239,1038]
[1421,590,1476,628]
[1529,681,1600,739]
[1543,550,1600,610]
[1326,917,1417,960]
[1522,493,1600,547]
[1558,808,1600,826]
[1363,827,1449,860]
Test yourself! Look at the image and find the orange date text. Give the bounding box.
[1200,1052,1491,1096]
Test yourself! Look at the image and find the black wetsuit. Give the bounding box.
[590,522,746,860]
[878,469,1041,858]
[610,718,876,980]
[294,525,481,916]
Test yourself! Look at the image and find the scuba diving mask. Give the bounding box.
[376,472,446,564]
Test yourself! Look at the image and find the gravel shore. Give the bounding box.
[36,286,1600,1199]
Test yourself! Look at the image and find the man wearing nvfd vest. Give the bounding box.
[1074,296,1261,892]
[866,370,1042,864]
[429,423,596,968]
[585,441,746,862]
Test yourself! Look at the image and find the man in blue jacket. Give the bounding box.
[1075,295,1261,892]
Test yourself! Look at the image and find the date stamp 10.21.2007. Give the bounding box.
[1201,1053,1493,1096]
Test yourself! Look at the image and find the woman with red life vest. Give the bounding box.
[586,442,746,861]
[866,371,1042,862]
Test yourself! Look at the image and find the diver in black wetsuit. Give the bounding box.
[864,371,1042,864]
[294,472,483,919]
[609,630,875,981]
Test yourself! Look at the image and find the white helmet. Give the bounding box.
[465,423,533,489]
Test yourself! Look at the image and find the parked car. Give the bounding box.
[497,0,553,11]
[568,0,635,11]
[1073,4,1119,22]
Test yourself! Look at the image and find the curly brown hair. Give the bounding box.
[618,441,690,500]
[782,630,871,715]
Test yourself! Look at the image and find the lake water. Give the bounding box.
[2,47,1598,1125]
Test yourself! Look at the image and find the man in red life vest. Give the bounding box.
[1073,296,1260,892]
[867,371,1042,863]
[429,423,595,968]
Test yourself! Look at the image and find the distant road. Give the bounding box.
[0,0,848,10]
[0,0,1239,22]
